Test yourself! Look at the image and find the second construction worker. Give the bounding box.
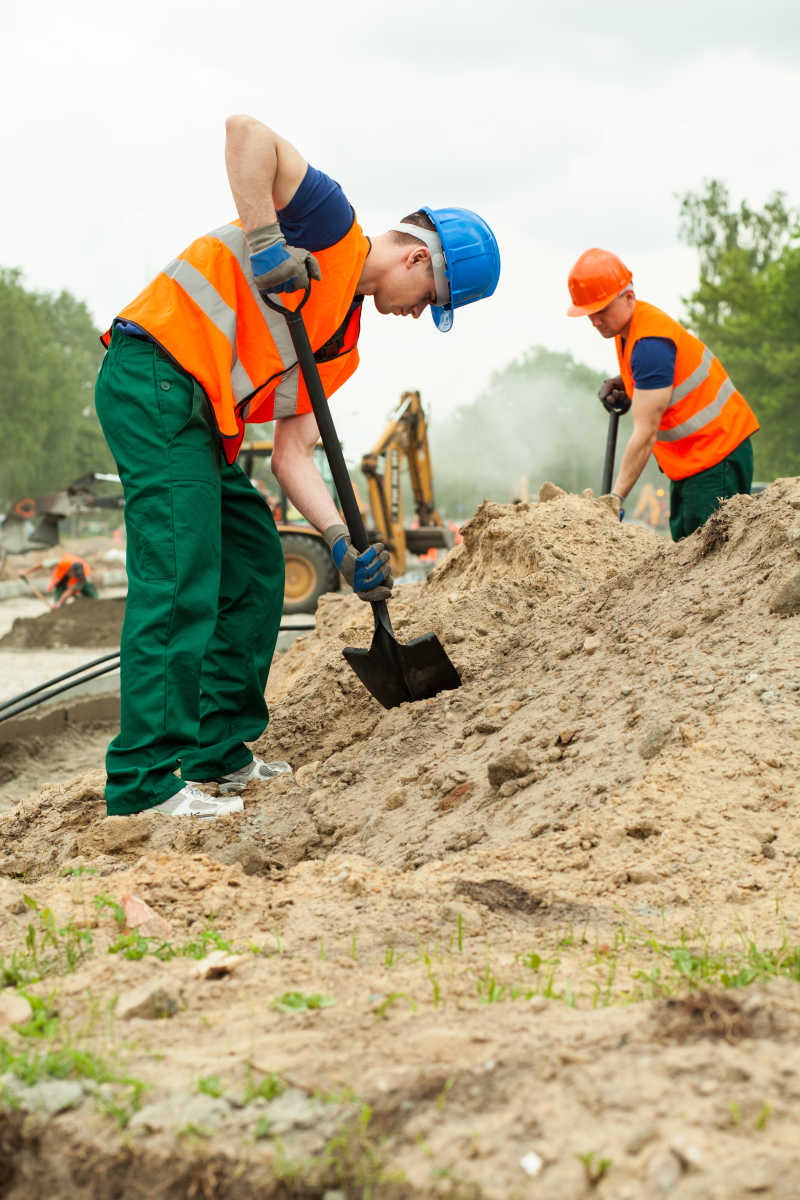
[567,249,758,540]
[95,115,500,820]
[22,554,99,608]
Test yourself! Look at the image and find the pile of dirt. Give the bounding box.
[0,597,124,649]
[1,480,800,1198]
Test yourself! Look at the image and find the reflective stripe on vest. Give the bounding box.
[658,377,735,443]
[105,217,370,463]
[615,301,759,481]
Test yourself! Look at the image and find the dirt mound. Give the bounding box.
[1,481,799,1198]
[0,597,124,649]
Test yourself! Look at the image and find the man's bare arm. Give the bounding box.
[270,412,341,533]
[224,115,308,233]
[612,385,673,498]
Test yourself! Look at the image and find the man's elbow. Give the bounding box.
[225,114,274,143]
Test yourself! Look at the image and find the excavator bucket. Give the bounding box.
[343,609,460,709]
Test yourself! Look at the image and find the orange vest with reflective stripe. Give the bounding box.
[49,555,90,591]
[102,219,370,464]
[615,301,759,481]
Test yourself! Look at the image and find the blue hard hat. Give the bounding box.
[422,206,501,332]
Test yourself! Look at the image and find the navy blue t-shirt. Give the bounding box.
[622,336,677,390]
[277,165,354,252]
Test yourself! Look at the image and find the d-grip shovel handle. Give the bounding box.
[261,288,392,628]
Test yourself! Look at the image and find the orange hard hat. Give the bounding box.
[566,248,633,317]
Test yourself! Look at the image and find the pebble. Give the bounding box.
[648,1149,682,1193]
[625,1122,659,1155]
[1,1077,84,1114]
[769,568,800,615]
[639,722,673,760]
[116,984,177,1021]
[0,990,32,1028]
[583,635,601,653]
[487,748,531,787]
[130,1092,230,1134]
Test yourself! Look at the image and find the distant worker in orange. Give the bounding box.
[567,249,759,541]
[22,554,99,608]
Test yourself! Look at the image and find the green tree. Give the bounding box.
[430,345,662,518]
[678,181,800,478]
[0,268,113,507]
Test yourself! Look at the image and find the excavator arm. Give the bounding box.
[360,391,452,578]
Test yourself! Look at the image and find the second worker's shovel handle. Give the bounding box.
[601,409,620,496]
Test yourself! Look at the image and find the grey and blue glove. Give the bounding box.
[247,221,321,295]
[323,524,394,603]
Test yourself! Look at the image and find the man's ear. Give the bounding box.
[405,244,431,270]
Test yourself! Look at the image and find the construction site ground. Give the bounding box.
[1,480,799,1199]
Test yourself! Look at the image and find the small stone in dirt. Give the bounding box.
[294,760,320,786]
[0,990,32,1027]
[519,1150,543,1177]
[122,894,171,938]
[384,788,405,810]
[260,1088,328,1134]
[487,748,531,787]
[628,865,659,884]
[638,721,672,760]
[117,984,178,1021]
[130,1092,230,1134]
[538,481,566,502]
[582,635,601,653]
[191,951,245,980]
[770,568,800,615]
[448,628,466,644]
[666,623,687,639]
[12,1079,84,1114]
[625,1121,659,1155]
[670,1131,705,1170]
[648,1149,682,1193]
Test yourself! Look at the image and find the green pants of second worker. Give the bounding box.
[94,329,285,815]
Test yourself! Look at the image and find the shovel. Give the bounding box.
[261,287,461,709]
[601,409,620,496]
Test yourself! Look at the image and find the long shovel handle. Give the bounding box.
[261,289,393,634]
[601,410,620,496]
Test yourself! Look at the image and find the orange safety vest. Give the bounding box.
[49,555,91,591]
[102,218,370,464]
[615,301,759,481]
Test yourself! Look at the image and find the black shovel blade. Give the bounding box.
[343,619,461,709]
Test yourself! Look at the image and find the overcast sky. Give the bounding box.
[3,0,798,456]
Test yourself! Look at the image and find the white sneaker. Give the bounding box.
[187,757,293,796]
[151,783,244,817]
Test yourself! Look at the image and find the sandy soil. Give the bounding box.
[0,597,125,649]
[1,480,799,1198]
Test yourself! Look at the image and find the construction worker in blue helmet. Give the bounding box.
[95,114,501,820]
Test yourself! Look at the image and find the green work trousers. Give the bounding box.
[668,437,754,542]
[94,329,285,815]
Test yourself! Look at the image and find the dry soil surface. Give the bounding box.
[0,597,125,650]
[1,481,800,1199]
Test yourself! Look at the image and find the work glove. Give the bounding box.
[598,493,624,521]
[247,221,322,294]
[598,375,631,415]
[323,523,394,603]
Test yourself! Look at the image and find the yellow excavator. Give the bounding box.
[241,390,453,613]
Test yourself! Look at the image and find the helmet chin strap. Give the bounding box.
[390,223,450,308]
